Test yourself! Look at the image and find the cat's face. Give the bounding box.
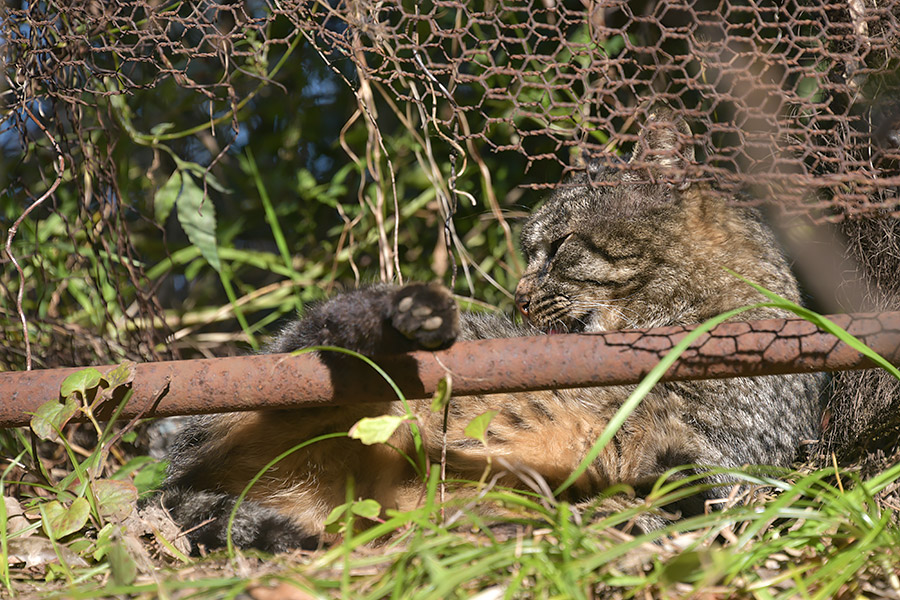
[515,106,700,333]
[514,106,798,334]
[516,171,675,333]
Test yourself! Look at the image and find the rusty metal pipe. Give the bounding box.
[2,312,900,429]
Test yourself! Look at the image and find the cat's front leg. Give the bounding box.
[266,282,459,356]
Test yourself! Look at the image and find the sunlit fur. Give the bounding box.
[161,108,824,553]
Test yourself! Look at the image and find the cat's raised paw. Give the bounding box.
[391,283,459,350]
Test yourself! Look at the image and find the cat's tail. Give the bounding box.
[158,486,317,554]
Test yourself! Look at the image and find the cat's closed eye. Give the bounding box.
[581,237,642,263]
[547,232,573,259]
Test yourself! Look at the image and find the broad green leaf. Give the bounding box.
[30,397,79,441]
[104,361,135,390]
[94,479,138,519]
[94,360,137,409]
[40,498,90,539]
[602,34,626,56]
[350,498,382,520]
[108,539,137,586]
[154,170,183,225]
[60,367,103,400]
[464,410,499,445]
[175,172,221,272]
[67,538,92,555]
[323,502,349,527]
[430,374,452,413]
[348,415,407,445]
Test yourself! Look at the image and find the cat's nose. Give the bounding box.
[514,292,530,317]
[514,279,533,318]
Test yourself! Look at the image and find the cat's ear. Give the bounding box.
[629,104,695,189]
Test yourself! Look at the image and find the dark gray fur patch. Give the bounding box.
[161,486,316,554]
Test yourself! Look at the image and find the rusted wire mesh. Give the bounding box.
[299,0,900,201]
[344,1,900,197]
[2,1,899,372]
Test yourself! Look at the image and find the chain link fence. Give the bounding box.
[2,1,899,376]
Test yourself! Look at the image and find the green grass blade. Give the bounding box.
[218,262,259,350]
[244,146,304,314]
[225,432,347,556]
[553,302,770,496]
[728,269,900,380]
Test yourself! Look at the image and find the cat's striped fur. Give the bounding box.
[160,107,823,553]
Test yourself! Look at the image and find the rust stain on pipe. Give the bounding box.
[2,312,900,429]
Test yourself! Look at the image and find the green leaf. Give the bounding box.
[464,410,499,445]
[92,523,118,561]
[132,460,169,498]
[45,563,66,582]
[323,503,348,527]
[40,498,90,539]
[322,499,381,534]
[296,169,318,192]
[430,374,452,413]
[107,539,137,586]
[67,538,92,555]
[30,397,79,441]
[104,361,135,390]
[348,415,407,445]
[180,161,229,193]
[149,122,175,136]
[175,172,221,272]
[601,34,626,56]
[350,498,382,520]
[93,361,136,412]
[154,170,183,225]
[94,479,138,519]
[113,455,156,479]
[323,501,351,534]
[60,368,104,400]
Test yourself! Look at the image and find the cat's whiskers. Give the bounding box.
[569,295,642,330]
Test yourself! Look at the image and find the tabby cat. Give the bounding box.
[161,107,823,553]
